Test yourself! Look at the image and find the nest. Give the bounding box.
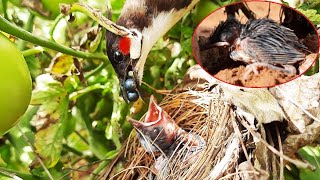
[99,73,319,179]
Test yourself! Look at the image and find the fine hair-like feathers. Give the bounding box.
[234,18,306,65]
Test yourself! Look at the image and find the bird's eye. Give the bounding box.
[114,51,124,62]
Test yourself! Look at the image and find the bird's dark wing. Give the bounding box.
[242,37,305,65]
[280,25,308,50]
[240,19,305,65]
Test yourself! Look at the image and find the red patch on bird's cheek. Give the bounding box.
[119,37,131,55]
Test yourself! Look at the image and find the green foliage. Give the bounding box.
[298,146,320,179]
[297,8,320,25]
[305,0,320,8]
[296,1,320,76]
[34,123,64,168]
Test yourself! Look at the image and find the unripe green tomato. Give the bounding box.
[41,0,78,19]
[0,33,32,136]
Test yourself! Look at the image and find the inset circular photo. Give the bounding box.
[192,1,319,87]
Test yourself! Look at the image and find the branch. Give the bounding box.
[0,167,39,180]
[0,15,108,62]
[17,12,35,50]
[60,3,143,60]
[60,3,133,38]
[17,125,54,180]
[49,14,64,42]
[22,46,44,57]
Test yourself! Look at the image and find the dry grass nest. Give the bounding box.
[100,66,320,180]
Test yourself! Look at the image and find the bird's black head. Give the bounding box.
[106,31,141,103]
[201,16,242,51]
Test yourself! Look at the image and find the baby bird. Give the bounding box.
[201,5,307,79]
[201,15,242,50]
[129,96,205,178]
[129,96,205,154]
[230,18,307,78]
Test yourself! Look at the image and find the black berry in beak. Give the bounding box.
[127,90,139,102]
[124,78,137,91]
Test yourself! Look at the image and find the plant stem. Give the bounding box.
[84,63,107,79]
[0,15,108,62]
[17,125,54,180]
[0,167,40,180]
[75,130,89,145]
[63,144,83,156]
[49,14,64,42]
[1,0,8,20]
[69,84,104,101]
[91,151,118,180]
[18,13,35,50]
[91,161,109,179]
[61,3,132,37]
[22,47,44,57]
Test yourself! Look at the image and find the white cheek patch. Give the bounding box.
[129,29,142,60]
[134,0,200,83]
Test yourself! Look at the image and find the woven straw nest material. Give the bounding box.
[101,66,320,180]
[109,89,238,180]
[102,93,272,179]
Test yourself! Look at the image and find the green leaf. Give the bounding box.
[47,54,75,76]
[76,97,112,159]
[34,123,64,168]
[106,95,129,150]
[192,0,220,25]
[66,131,89,152]
[31,74,66,105]
[150,65,161,79]
[33,97,69,168]
[0,0,3,14]
[305,58,319,75]
[6,106,38,167]
[305,0,320,7]
[25,55,41,80]
[164,58,187,89]
[0,145,10,166]
[298,146,320,180]
[297,8,320,25]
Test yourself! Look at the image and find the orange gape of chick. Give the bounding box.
[129,95,206,178]
[129,96,205,154]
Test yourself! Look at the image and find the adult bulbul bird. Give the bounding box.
[106,0,200,102]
